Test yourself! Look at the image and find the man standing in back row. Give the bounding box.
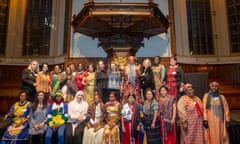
[21,60,39,102]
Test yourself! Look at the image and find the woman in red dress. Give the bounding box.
[121,94,141,144]
[163,55,185,98]
[159,86,177,144]
[75,63,86,91]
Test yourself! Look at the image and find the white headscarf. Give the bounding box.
[68,90,88,120]
[74,90,84,103]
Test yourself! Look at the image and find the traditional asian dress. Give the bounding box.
[143,99,161,144]
[159,95,177,144]
[177,95,204,144]
[1,101,31,144]
[83,72,95,106]
[102,101,121,144]
[202,92,230,144]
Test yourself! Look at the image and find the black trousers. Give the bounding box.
[65,122,85,144]
[29,134,45,144]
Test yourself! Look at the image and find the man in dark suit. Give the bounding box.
[21,60,39,102]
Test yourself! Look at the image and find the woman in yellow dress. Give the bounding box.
[102,91,121,144]
[82,64,96,106]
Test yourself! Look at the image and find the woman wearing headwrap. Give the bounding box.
[177,83,204,144]
[202,82,230,144]
[65,90,88,144]
[45,91,68,144]
[1,91,31,144]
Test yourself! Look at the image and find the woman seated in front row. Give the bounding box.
[82,92,105,144]
[45,91,68,144]
[28,91,48,144]
[1,90,31,144]
[65,90,88,144]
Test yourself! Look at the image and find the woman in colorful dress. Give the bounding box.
[102,91,121,144]
[121,55,141,104]
[142,88,161,144]
[65,90,88,144]
[158,86,176,144]
[50,65,62,100]
[75,63,86,91]
[1,90,31,144]
[28,91,48,144]
[82,92,105,144]
[121,94,141,144]
[45,91,68,144]
[177,83,204,144]
[82,64,96,106]
[163,55,184,98]
[202,82,230,144]
[36,63,51,98]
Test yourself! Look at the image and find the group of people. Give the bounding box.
[0,55,230,144]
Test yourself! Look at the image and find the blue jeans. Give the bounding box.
[45,124,66,144]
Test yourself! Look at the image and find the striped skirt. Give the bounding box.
[143,114,162,144]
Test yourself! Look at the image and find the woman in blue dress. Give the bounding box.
[1,90,31,144]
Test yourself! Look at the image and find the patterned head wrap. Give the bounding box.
[184,83,193,92]
[209,81,219,88]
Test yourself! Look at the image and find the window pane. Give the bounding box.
[186,0,214,55]
[0,0,10,56]
[23,0,52,56]
[226,0,240,53]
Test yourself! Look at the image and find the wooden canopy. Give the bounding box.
[72,1,169,55]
